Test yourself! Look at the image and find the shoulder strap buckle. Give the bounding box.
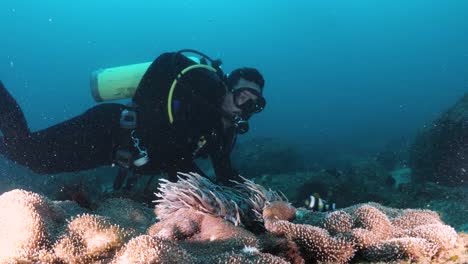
[120,103,137,129]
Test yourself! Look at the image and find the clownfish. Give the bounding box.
[304,193,336,212]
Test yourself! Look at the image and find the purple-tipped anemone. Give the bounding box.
[153,173,287,226]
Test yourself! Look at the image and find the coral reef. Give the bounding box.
[293,202,461,263]
[0,175,465,263]
[410,92,468,186]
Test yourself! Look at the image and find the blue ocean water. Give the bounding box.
[0,0,467,157]
[0,2,468,260]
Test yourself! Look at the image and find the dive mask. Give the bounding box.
[232,87,266,118]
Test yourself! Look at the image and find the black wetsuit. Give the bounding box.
[0,52,239,184]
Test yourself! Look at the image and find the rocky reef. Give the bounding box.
[0,174,465,264]
[410,92,468,186]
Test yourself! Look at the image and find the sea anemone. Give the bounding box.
[153,173,287,227]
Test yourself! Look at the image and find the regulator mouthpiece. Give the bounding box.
[233,115,249,134]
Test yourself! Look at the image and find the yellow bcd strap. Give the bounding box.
[167,64,217,124]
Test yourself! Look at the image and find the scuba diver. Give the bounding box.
[0,50,266,189]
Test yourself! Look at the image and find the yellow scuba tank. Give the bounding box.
[90,62,152,102]
[90,56,203,102]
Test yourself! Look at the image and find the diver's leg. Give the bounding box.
[0,81,29,140]
[1,103,124,174]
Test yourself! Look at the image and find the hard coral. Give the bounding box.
[403,224,458,252]
[112,235,195,264]
[264,217,356,263]
[321,210,353,235]
[352,205,392,234]
[96,198,155,235]
[349,205,393,248]
[391,208,442,229]
[0,189,64,262]
[363,237,439,262]
[308,204,458,262]
[54,214,129,262]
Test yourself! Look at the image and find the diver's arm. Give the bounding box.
[209,131,242,185]
[210,150,241,185]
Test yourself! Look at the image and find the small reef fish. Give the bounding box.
[305,193,336,212]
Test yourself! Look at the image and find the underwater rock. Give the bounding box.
[410,92,468,186]
[232,137,305,178]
